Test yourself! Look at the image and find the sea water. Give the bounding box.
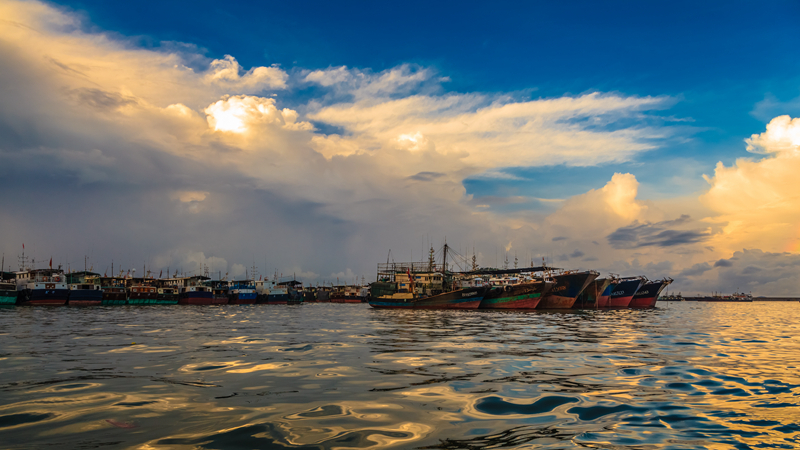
[0,302,798,449]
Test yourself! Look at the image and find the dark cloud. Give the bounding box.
[407,171,445,182]
[583,256,598,262]
[552,236,567,241]
[713,259,733,267]
[677,262,712,278]
[70,88,138,111]
[570,250,584,258]
[607,215,711,249]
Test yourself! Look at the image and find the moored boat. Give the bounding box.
[538,270,599,309]
[573,278,613,309]
[228,280,257,304]
[20,269,70,306]
[479,278,555,309]
[0,279,18,305]
[156,287,178,304]
[126,280,158,305]
[68,283,103,306]
[178,285,214,305]
[629,278,673,308]
[604,277,645,308]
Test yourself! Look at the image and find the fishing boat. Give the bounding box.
[573,277,613,309]
[126,279,159,305]
[178,285,214,304]
[0,279,18,305]
[538,270,599,309]
[605,277,645,308]
[88,276,128,305]
[68,283,103,306]
[156,287,178,304]
[330,285,368,303]
[369,244,488,310]
[479,276,555,309]
[228,280,257,304]
[629,278,673,308]
[19,269,70,306]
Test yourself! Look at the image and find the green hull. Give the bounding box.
[0,294,18,305]
[128,299,178,305]
[102,299,128,306]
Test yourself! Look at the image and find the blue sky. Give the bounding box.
[2,0,800,293]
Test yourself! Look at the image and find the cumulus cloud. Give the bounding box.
[701,115,800,255]
[0,0,727,290]
[205,55,287,91]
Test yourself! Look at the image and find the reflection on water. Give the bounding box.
[1,303,799,449]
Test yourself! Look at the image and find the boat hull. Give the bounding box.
[0,291,18,305]
[538,272,598,309]
[629,280,671,308]
[69,290,103,306]
[178,291,216,305]
[369,287,487,310]
[604,279,644,308]
[479,281,552,309]
[573,278,613,309]
[229,293,257,304]
[20,289,70,306]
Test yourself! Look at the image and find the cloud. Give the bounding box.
[713,258,734,267]
[701,115,800,255]
[205,55,287,91]
[607,215,712,249]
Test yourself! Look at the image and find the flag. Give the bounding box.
[49,257,52,269]
[22,243,24,250]
[159,270,162,278]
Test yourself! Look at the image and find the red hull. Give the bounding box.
[22,299,67,306]
[629,296,658,308]
[537,294,577,309]
[69,300,102,306]
[606,295,634,308]
[594,294,612,308]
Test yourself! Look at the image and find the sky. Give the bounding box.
[1,0,800,294]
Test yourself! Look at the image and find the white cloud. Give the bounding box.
[205,55,287,91]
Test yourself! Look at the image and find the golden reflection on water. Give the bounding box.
[1,303,800,448]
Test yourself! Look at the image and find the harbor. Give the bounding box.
[0,244,679,309]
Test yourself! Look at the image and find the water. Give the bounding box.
[1,302,799,449]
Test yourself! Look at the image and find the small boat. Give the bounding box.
[538,270,599,309]
[629,278,673,308]
[68,283,103,306]
[20,269,70,306]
